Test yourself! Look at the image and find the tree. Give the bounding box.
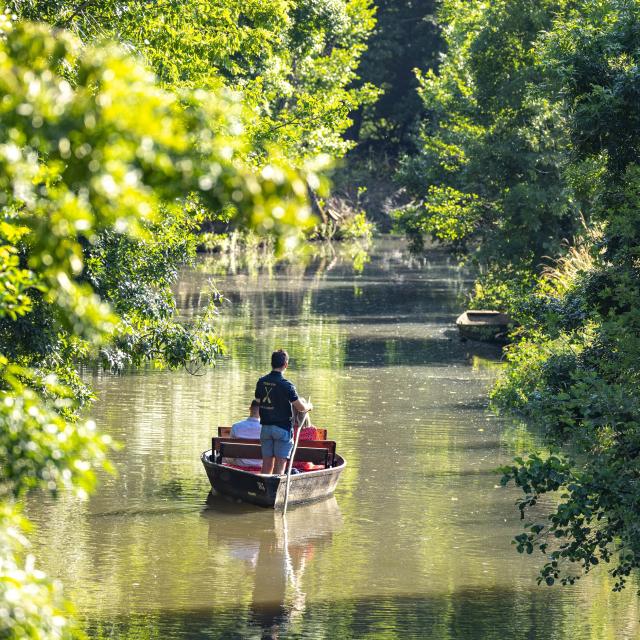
[395,0,577,271]
[493,0,640,591]
[0,14,319,637]
[10,0,379,162]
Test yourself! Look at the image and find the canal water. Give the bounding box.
[28,238,639,639]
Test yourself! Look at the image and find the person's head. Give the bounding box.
[249,399,260,418]
[271,349,289,371]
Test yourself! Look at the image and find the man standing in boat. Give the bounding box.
[255,349,312,475]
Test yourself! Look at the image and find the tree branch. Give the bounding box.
[55,0,100,28]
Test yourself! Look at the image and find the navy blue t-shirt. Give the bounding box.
[254,371,299,431]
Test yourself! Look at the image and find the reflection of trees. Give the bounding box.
[77,585,640,639]
[176,246,471,328]
[191,237,370,280]
[295,588,640,639]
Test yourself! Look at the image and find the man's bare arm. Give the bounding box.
[292,398,312,413]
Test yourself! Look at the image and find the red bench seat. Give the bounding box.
[223,462,324,473]
[214,438,335,473]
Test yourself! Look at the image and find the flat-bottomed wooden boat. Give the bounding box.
[201,432,346,509]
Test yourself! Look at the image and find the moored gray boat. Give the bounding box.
[455,309,513,343]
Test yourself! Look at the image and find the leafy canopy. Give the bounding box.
[0,10,324,637]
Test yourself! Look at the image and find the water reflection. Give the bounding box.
[204,497,343,639]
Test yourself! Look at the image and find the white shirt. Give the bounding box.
[230,417,261,467]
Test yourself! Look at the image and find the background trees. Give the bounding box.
[395,0,577,267]
[349,0,440,150]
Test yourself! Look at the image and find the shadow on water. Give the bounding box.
[84,586,611,640]
[439,399,492,411]
[225,332,503,369]
[344,336,502,367]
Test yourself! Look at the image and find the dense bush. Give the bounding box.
[492,1,640,590]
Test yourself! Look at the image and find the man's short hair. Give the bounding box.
[271,349,289,369]
[250,399,260,411]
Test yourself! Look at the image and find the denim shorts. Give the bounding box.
[260,424,293,459]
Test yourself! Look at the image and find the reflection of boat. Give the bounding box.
[203,497,343,638]
[204,494,343,546]
[455,309,513,343]
[201,451,346,509]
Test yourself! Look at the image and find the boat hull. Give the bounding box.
[455,310,513,344]
[201,450,346,509]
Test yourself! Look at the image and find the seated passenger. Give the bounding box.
[229,400,262,468]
